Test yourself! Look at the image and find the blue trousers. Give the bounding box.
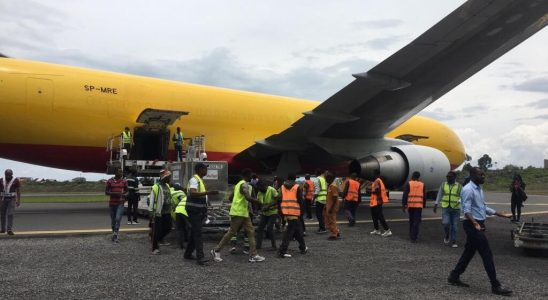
[442,207,460,243]
[109,203,124,234]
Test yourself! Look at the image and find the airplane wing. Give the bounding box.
[236,0,548,162]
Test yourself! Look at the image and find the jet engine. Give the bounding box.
[349,145,450,191]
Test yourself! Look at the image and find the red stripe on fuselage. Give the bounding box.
[0,143,245,173]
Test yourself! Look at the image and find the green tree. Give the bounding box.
[462,163,473,173]
[503,164,520,174]
[478,154,493,171]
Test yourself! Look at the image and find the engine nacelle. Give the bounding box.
[349,145,450,191]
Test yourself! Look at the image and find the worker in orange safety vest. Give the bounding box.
[402,171,426,243]
[342,173,361,226]
[369,169,392,237]
[303,174,314,220]
[278,173,308,258]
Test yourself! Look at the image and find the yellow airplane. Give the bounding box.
[0,0,546,190]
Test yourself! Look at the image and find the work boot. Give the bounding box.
[447,275,470,287]
[492,285,512,296]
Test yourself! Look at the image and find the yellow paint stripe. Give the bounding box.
[0,227,148,237]
[306,210,548,226]
[487,202,548,206]
[3,211,548,237]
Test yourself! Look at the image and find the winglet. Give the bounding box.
[352,71,411,91]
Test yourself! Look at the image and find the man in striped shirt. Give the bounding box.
[105,168,128,243]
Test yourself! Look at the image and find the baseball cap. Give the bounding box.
[159,169,172,180]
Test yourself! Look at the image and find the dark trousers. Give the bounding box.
[0,198,15,232]
[175,213,190,249]
[315,202,326,231]
[184,207,207,260]
[510,199,523,221]
[152,214,172,251]
[279,219,306,255]
[304,200,313,219]
[344,200,358,224]
[370,205,389,230]
[408,208,422,241]
[299,207,306,233]
[256,214,278,249]
[175,145,183,161]
[451,220,500,288]
[127,195,139,221]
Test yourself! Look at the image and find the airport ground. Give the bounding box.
[0,193,547,299]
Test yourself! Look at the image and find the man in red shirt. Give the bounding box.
[105,168,128,243]
[1,169,21,235]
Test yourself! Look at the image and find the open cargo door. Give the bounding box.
[132,108,189,160]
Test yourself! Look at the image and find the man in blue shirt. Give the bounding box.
[448,167,512,296]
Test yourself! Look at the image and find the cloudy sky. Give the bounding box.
[0,0,547,180]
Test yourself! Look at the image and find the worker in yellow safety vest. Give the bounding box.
[121,127,133,158]
[433,171,462,248]
[313,169,328,234]
[342,172,361,227]
[369,169,392,237]
[255,179,280,250]
[211,168,266,263]
[148,169,172,254]
[402,171,426,243]
[171,183,189,251]
[184,163,218,265]
[172,127,185,162]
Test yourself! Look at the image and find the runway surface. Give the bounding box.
[1,192,547,299]
[4,192,548,236]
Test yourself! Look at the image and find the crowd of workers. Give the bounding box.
[0,127,524,298]
[103,159,521,295]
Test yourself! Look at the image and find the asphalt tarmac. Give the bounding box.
[0,192,547,299]
[6,192,548,234]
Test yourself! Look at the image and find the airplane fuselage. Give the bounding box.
[0,58,465,173]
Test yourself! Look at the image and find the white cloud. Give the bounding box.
[0,0,547,179]
[456,122,548,168]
